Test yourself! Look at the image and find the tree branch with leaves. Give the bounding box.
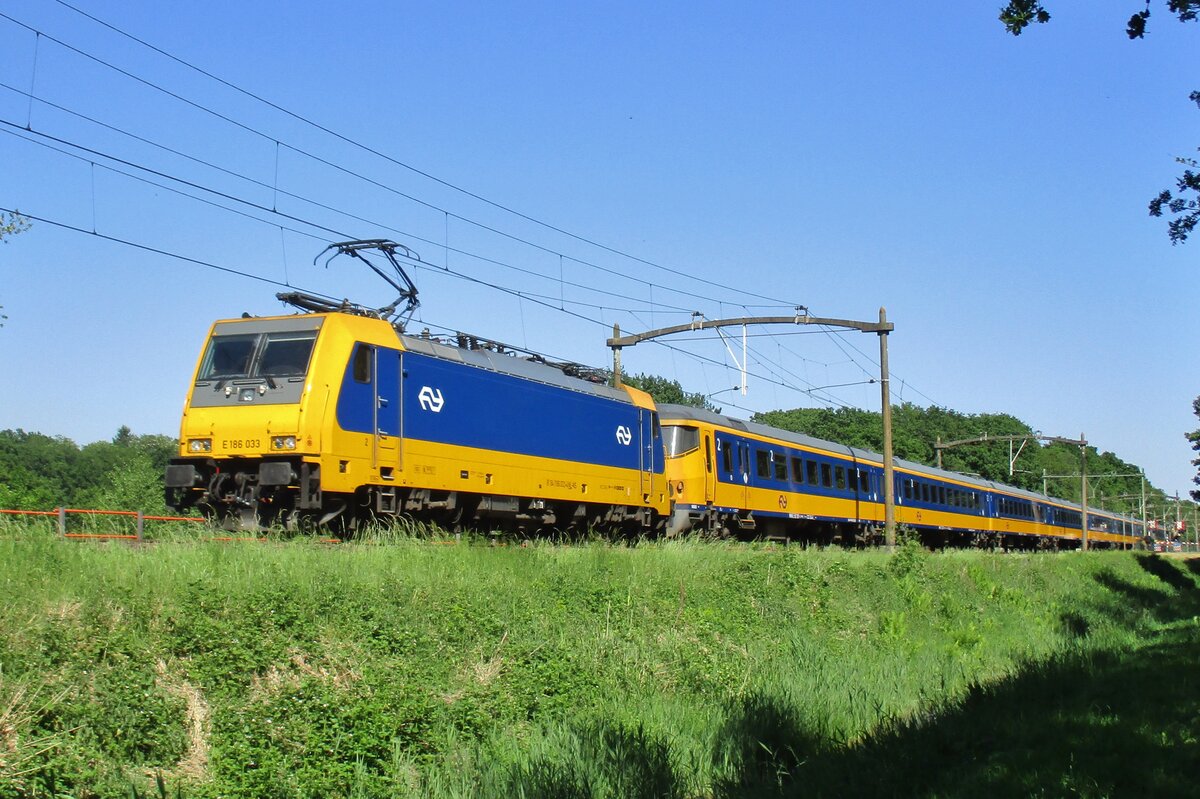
[0,210,31,327]
[1187,396,1200,502]
[999,1,1199,243]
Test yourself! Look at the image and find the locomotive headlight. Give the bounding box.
[271,435,297,451]
[188,438,212,453]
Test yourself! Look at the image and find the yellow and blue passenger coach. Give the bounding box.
[658,405,1141,548]
[166,311,669,533]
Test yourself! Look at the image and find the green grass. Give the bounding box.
[0,521,1196,798]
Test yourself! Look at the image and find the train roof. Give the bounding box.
[657,403,1138,522]
[398,330,631,403]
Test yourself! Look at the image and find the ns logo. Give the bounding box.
[615,425,632,446]
[418,386,445,413]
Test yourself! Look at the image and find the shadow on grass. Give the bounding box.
[502,556,1200,798]
[501,722,684,799]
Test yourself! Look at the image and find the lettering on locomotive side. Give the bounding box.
[546,478,579,490]
[221,439,262,450]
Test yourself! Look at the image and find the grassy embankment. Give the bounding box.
[1,517,1197,798]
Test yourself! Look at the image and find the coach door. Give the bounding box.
[703,432,716,503]
[373,348,401,473]
[639,409,654,499]
[716,434,749,509]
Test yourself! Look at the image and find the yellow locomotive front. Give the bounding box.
[165,314,329,529]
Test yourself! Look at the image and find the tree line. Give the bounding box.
[754,403,1163,515]
[0,426,175,514]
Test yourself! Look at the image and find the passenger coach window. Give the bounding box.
[756,450,771,478]
[835,466,846,490]
[664,426,700,458]
[774,453,787,481]
[791,457,804,483]
[806,461,819,486]
[847,469,858,493]
[820,463,832,488]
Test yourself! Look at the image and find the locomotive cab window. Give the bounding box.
[259,333,317,377]
[664,426,700,458]
[198,329,318,381]
[199,333,258,380]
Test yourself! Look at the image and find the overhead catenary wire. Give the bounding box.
[0,9,945,414]
[4,201,853,410]
[0,118,697,321]
[50,0,805,309]
[0,80,719,316]
[0,8,798,312]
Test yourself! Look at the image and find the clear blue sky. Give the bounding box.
[0,1,1195,503]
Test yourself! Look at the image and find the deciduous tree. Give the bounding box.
[622,374,720,412]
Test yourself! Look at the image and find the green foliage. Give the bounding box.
[2,535,1198,797]
[999,1,1050,36]
[0,210,28,241]
[621,373,719,411]
[1149,92,1200,245]
[753,402,1164,513]
[0,427,176,511]
[1001,1,1197,38]
[0,210,30,326]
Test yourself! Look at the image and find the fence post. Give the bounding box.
[136,510,144,542]
[58,506,66,537]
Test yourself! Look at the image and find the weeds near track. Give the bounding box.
[0,524,1196,797]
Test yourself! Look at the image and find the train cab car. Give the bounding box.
[659,404,882,542]
[166,311,669,533]
[1085,508,1141,549]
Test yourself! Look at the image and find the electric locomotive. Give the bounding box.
[165,241,669,534]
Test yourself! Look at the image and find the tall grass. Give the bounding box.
[0,524,1195,798]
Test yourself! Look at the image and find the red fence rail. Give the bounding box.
[1,507,205,541]
[0,507,346,544]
